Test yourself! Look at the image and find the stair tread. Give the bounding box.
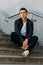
[0,41,43,52]
[0,46,43,52]
[0,56,43,64]
[0,63,43,65]
[0,48,43,57]
[0,45,43,52]
[0,31,43,64]
[0,37,10,39]
[0,47,43,52]
[0,54,43,58]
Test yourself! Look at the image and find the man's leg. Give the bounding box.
[27,36,38,51]
[10,32,22,46]
[21,36,38,57]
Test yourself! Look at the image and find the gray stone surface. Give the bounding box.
[0,30,43,64]
[0,64,43,65]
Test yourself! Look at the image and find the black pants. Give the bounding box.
[10,32,38,52]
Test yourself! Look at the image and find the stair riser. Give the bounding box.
[0,45,14,49]
[0,43,20,49]
[0,32,10,37]
[0,41,21,49]
[0,37,10,41]
[0,57,43,64]
[0,49,22,55]
[2,34,10,37]
[0,49,43,56]
[0,42,43,52]
[0,38,10,42]
[0,30,43,64]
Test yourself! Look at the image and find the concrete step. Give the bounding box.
[1,34,10,37]
[0,33,10,38]
[0,41,14,49]
[0,41,12,44]
[0,48,43,56]
[0,33,10,41]
[0,41,43,51]
[0,54,43,64]
[0,63,43,65]
[0,33,43,64]
[0,41,20,49]
[0,37,10,41]
[0,48,23,55]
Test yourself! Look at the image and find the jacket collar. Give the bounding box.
[20,18,29,24]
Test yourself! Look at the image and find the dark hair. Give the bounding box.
[19,8,28,13]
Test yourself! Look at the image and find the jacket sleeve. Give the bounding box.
[26,21,33,40]
[14,20,23,43]
[14,20,19,34]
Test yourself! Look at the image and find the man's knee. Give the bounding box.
[11,32,16,36]
[10,32,16,41]
[33,36,38,41]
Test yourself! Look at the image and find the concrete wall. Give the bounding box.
[0,0,43,16]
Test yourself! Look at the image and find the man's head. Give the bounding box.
[19,8,28,21]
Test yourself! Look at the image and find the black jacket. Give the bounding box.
[14,18,33,42]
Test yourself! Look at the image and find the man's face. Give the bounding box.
[19,10,27,20]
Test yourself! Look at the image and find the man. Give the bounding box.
[10,8,38,57]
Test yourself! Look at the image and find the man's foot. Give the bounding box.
[21,50,29,57]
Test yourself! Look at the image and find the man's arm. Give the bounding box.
[26,21,33,40]
[14,20,19,34]
[14,20,23,43]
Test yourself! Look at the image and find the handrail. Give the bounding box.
[8,10,43,19]
[28,10,43,18]
[0,9,9,18]
[8,13,19,18]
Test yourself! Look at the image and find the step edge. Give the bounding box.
[0,55,43,59]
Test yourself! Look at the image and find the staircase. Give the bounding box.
[0,29,43,65]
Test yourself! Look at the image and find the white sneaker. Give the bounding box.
[21,50,29,57]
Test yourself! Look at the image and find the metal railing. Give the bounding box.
[8,10,43,19]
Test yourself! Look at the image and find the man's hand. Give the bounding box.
[22,39,29,50]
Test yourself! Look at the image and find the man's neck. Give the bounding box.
[22,18,27,22]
